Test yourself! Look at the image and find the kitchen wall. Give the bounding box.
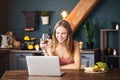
[6,0,120,48]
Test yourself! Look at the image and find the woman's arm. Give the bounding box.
[60,40,81,70]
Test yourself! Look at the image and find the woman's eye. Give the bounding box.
[56,32,59,34]
[56,32,67,35]
[62,33,66,35]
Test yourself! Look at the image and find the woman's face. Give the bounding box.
[55,26,68,43]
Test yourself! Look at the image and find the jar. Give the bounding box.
[79,41,83,50]
[13,41,21,49]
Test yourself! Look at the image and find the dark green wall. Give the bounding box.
[0,0,8,34]
[7,0,120,49]
[7,0,79,41]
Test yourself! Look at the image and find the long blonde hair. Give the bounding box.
[50,20,75,59]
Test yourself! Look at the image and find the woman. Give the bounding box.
[40,20,81,70]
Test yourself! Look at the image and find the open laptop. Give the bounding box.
[26,56,65,76]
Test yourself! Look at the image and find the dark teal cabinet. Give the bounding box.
[9,53,33,70]
[81,49,100,67]
[0,51,9,78]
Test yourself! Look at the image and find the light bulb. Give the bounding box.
[61,10,68,19]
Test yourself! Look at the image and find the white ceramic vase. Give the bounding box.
[41,16,49,25]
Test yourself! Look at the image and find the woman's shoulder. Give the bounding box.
[73,40,79,44]
[73,40,79,46]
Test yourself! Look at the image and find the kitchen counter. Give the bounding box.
[10,49,43,53]
[0,48,11,54]
[0,48,43,53]
[0,48,100,54]
[80,48,99,53]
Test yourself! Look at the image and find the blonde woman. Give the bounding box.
[40,20,81,70]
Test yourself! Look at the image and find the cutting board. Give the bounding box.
[65,0,100,33]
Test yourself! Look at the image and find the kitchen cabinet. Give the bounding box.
[9,53,32,70]
[9,50,43,70]
[0,50,9,78]
[81,48,100,67]
[100,29,120,68]
[9,49,100,70]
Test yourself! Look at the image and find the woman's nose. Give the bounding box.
[58,34,62,37]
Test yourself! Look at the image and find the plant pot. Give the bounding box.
[41,16,49,25]
[86,42,94,49]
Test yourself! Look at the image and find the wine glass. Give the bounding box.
[41,33,49,55]
[42,33,49,41]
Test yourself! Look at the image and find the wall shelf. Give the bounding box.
[100,29,120,68]
[22,11,40,31]
[22,11,54,31]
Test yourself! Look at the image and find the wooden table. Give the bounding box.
[1,68,120,80]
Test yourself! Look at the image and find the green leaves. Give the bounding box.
[83,19,95,42]
[40,11,49,16]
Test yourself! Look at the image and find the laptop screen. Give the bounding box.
[26,56,64,76]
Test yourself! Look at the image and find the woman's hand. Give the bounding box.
[40,38,47,47]
[40,38,48,55]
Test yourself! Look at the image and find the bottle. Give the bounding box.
[113,49,117,55]
[48,28,52,39]
[116,24,119,30]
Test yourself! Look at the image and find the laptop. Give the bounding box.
[26,56,65,76]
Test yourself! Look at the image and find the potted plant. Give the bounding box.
[40,11,49,25]
[83,18,95,49]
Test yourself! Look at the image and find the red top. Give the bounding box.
[59,57,74,65]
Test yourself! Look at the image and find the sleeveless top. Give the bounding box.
[59,57,74,65]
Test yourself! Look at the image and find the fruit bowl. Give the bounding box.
[84,62,108,73]
[84,67,108,73]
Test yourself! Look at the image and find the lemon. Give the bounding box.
[24,36,30,41]
[92,65,100,72]
[34,44,39,49]
[28,44,34,50]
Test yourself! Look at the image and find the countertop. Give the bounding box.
[0,48,99,54]
[1,68,120,80]
[10,49,43,53]
[0,48,43,54]
[80,48,100,53]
